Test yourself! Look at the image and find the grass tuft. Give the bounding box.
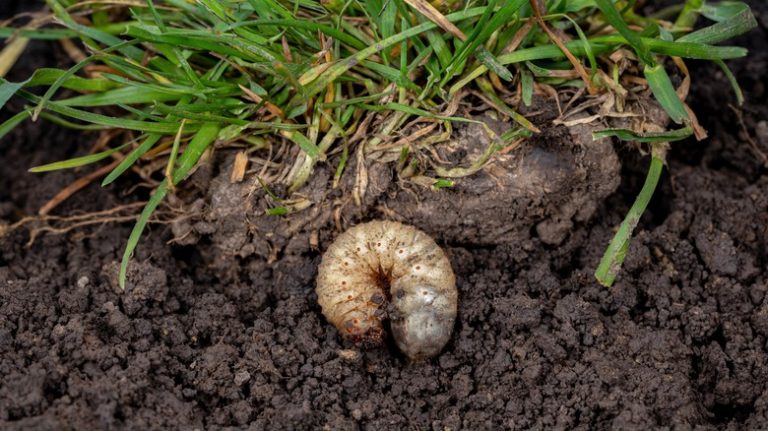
[0,0,756,288]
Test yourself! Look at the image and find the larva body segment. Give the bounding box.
[316,221,457,360]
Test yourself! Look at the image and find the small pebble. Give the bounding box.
[234,370,251,386]
[338,349,361,362]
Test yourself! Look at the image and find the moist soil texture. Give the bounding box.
[2,2,768,430]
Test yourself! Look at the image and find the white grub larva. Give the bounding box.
[316,220,457,360]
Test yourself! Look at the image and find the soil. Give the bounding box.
[1,2,768,430]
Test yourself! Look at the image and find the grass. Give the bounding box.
[0,0,757,288]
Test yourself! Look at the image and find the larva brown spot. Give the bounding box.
[316,220,457,361]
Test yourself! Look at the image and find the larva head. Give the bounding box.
[391,285,457,361]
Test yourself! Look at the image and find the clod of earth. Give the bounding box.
[316,220,457,361]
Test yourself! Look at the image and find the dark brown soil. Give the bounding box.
[2,2,767,430]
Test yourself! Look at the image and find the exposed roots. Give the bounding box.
[0,201,201,247]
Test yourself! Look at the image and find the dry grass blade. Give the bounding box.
[528,0,596,95]
[230,151,248,183]
[403,0,467,41]
[0,36,29,77]
[38,159,122,216]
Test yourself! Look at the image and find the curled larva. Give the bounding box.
[316,220,457,360]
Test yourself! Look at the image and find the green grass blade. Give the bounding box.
[36,111,111,130]
[118,181,169,289]
[698,1,751,22]
[714,59,744,105]
[102,134,162,186]
[280,130,320,158]
[476,77,538,132]
[361,60,420,91]
[0,110,31,142]
[675,0,704,29]
[319,91,394,108]
[561,14,597,76]
[170,123,220,182]
[46,0,144,61]
[231,19,366,51]
[474,48,514,81]
[291,7,488,106]
[119,122,220,288]
[0,80,25,109]
[29,143,129,172]
[14,86,200,133]
[23,68,117,92]
[359,102,479,123]
[590,35,747,60]
[592,126,693,143]
[677,5,757,44]
[450,42,615,94]
[32,47,135,120]
[0,28,77,39]
[521,69,533,106]
[45,102,199,133]
[425,30,453,70]
[446,0,525,80]
[594,0,654,65]
[595,155,664,287]
[644,64,689,124]
[56,86,189,107]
